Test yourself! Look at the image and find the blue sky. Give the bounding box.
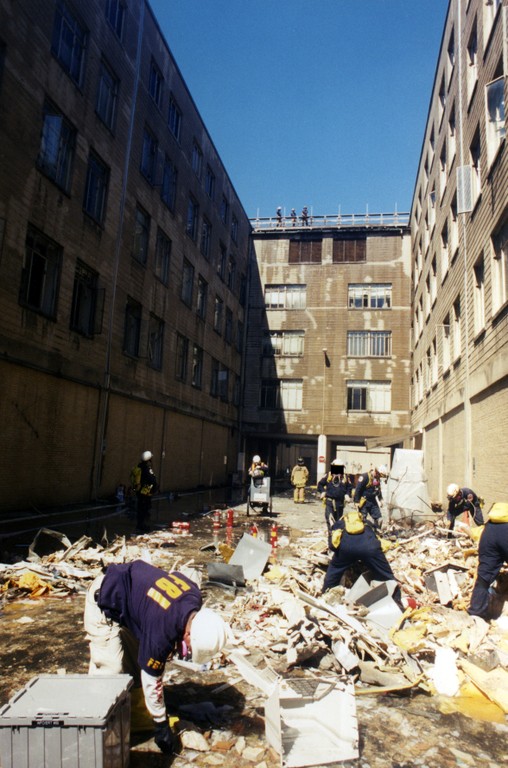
[148,1,449,220]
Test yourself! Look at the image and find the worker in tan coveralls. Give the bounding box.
[291,457,309,503]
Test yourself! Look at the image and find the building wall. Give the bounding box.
[243,224,412,479]
[411,0,508,508]
[0,0,250,510]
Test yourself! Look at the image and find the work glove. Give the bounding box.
[154,720,179,754]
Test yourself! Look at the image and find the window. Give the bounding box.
[333,237,366,263]
[439,144,447,198]
[217,243,227,280]
[20,226,61,318]
[219,367,229,402]
[70,260,103,337]
[265,284,306,309]
[155,228,171,284]
[175,333,188,381]
[348,284,392,309]
[260,379,303,410]
[484,0,502,45]
[96,59,118,130]
[168,95,181,141]
[123,298,141,357]
[231,214,238,243]
[37,100,76,193]
[148,59,163,109]
[226,255,236,291]
[467,21,478,102]
[438,75,446,124]
[347,381,391,412]
[289,238,322,263]
[450,196,459,257]
[473,255,485,335]
[440,221,449,281]
[224,307,233,344]
[448,105,456,162]
[485,76,505,165]
[446,26,455,84]
[220,195,229,224]
[196,275,208,319]
[51,1,87,86]
[186,195,199,240]
[141,126,158,183]
[83,152,109,224]
[492,219,508,313]
[239,274,247,306]
[233,374,240,406]
[214,295,223,333]
[132,205,150,265]
[205,165,215,198]
[428,189,436,231]
[161,155,177,210]
[430,256,437,304]
[200,218,212,259]
[452,297,461,361]
[263,330,305,357]
[470,128,481,206]
[192,141,202,178]
[210,357,219,397]
[237,320,244,353]
[191,344,203,388]
[148,314,164,370]
[441,317,451,372]
[106,0,125,40]
[347,331,392,357]
[181,258,194,306]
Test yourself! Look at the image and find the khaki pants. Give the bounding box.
[293,486,305,502]
[84,574,141,686]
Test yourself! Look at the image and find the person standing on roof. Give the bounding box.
[301,206,309,226]
[84,560,230,755]
[446,483,484,532]
[354,465,388,529]
[318,459,353,544]
[276,206,283,226]
[291,457,309,504]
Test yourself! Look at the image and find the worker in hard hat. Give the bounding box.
[446,483,484,533]
[248,454,268,487]
[317,460,353,544]
[353,465,388,529]
[291,457,309,503]
[84,560,231,755]
[130,450,158,533]
[468,503,508,620]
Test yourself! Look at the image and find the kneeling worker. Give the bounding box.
[322,508,402,606]
[84,560,230,754]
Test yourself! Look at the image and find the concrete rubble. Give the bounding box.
[1,505,508,766]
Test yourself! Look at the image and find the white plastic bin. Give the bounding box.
[0,674,132,768]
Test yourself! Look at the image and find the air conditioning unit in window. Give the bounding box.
[457,165,473,213]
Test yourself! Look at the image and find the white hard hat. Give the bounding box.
[190,608,230,664]
[447,483,460,498]
[253,455,261,463]
[142,451,152,461]
[377,465,388,477]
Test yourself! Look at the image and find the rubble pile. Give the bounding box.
[1,513,508,764]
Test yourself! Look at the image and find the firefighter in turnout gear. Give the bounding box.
[291,457,309,503]
[353,465,388,529]
[318,459,353,545]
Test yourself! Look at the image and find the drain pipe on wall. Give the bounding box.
[92,2,146,499]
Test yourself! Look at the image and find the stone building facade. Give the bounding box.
[410,0,508,508]
[243,215,412,483]
[0,0,250,509]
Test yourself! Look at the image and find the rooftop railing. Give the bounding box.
[250,210,409,232]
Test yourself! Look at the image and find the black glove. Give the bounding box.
[153,721,178,754]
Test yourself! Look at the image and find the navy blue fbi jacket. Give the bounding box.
[97,560,202,676]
